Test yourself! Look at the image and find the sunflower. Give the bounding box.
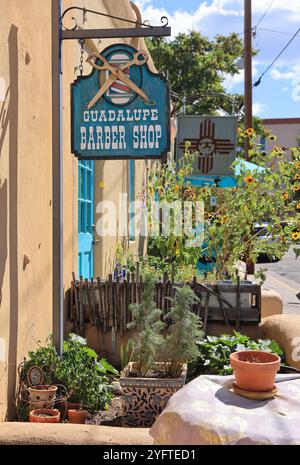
[292,232,300,241]
[184,188,196,200]
[245,176,255,185]
[282,192,289,201]
[294,173,300,181]
[269,135,276,141]
[296,202,300,210]
[245,128,255,137]
[293,185,300,192]
[294,161,300,170]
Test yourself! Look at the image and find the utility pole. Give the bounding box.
[244,0,252,160]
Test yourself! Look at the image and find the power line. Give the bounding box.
[259,27,300,38]
[253,26,300,87]
[254,0,274,30]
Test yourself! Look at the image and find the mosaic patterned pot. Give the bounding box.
[120,362,187,428]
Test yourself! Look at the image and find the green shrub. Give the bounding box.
[23,334,118,411]
[127,273,165,376]
[127,274,204,378]
[188,331,285,379]
[163,286,203,377]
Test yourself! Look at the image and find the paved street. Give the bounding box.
[258,247,300,315]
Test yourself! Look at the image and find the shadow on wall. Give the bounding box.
[0,25,19,421]
[0,179,7,307]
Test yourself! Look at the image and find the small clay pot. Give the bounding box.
[29,408,60,423]
[230,351,281,392]
[67,402,83,410]
[28,385,57,410]
[68,409,88,424]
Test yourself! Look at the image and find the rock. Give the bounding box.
[110,381,123,396]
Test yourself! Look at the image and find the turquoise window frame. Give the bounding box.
[78,160,94,278]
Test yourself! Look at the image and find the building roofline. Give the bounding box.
[262,118,300,125]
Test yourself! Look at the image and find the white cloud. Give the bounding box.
[223,62,259,90]
[270,63,300,102]
[253,101,268,116]
[271,69,295,81]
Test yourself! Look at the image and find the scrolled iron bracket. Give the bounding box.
[61,6,169,31]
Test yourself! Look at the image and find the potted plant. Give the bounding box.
[67,407,88,424]
[28,384,57,410]
[29,408,60,423]
[54,334,118,414]
[188,331,284,379]
[120,273,203,427]
[20,334,118,422]
[230,350,281,392]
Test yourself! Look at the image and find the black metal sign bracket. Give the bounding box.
[61,6,171,40]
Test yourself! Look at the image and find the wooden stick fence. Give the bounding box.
[69,265,261,337]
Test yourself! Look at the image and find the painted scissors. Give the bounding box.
[86,50,149,109]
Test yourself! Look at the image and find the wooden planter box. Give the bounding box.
[120,362,187,428]
[193,280,261,325]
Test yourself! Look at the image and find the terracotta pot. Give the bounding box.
[67,401,83,410]
[29,409,60,423]
[120,362,187,427]
[68,409,88,424]
[28,385,57,410]
[230,351,281,392]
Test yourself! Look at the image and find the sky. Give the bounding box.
[135,0,300,119]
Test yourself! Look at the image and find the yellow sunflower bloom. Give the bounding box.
[296,202,300,210]
[282,192,289,201]
[245,176,255,185]
[294,173,300,181]
[294,161,300,169]
[293,185,300,192]
[292,232,300,241]
[245,128,255,136]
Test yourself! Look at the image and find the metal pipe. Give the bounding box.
[52,0,64,354]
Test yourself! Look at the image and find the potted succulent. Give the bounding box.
[120,273,203,427]
[230,350,281,392]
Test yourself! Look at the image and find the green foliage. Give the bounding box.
[163,286,203,377]
[127,274,203,377]
[23,336,60,385]
[127,273,165,376]
[25,334,118,412]
[147,31,245,115]
[188,332,285,379]
[146,134,300,281]
[120,341,133,370]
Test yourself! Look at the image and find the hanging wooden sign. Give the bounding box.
[71,43,170,160]
[177,116,237,176]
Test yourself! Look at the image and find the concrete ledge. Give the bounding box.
[0,423,153,445]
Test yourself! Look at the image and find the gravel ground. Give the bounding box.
[86,397,123,426]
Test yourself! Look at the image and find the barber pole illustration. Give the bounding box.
[179,117,236,175]
[105,53,135,105]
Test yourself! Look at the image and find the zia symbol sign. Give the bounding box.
[177,116,237,176]
[71,43,170,160]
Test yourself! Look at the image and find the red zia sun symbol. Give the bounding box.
[179,118,235,174]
